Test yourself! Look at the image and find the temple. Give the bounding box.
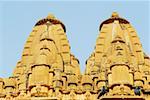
[0,12,150,100]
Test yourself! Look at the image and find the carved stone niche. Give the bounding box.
[81,75,93,91]
[4,77,17,97]
[134,71,144,87]
[97,72,107,89]
[30,83,49,97]
[29,64,50,97]
[110,84,133,96]
[67,75,78,91]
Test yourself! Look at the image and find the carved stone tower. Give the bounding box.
[85,12,150,100]
[0,12,149,100]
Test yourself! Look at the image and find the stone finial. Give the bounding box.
[46,13,55,19]
[111,12,119,18]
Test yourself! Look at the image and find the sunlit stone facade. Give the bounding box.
[0,12,150,100]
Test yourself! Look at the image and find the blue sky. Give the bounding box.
[0,0,150,77]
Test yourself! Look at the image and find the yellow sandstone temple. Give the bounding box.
[0,12,150,100]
